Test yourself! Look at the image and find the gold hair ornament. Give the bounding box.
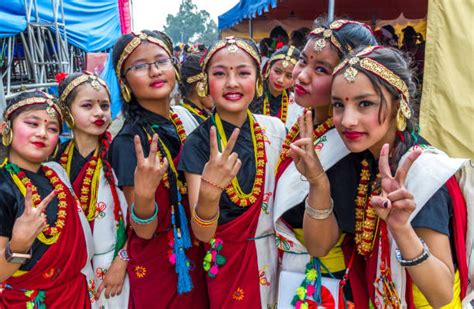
[186,72,205,84]
[60,73,110,103]
[4,95,63,122]
[269,45,298,68]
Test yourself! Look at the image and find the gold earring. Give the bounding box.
[52,143,60,158]
[256,78,264,97]
[196,80,208,98]
[327,106,333,117]
[122,84,132,103]
[396,108,407,132]
[2,121,13,147]
[65,110,75,128]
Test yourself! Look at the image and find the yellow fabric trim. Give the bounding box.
[412,269,461,308]
[12,270,28,277]
[293,229,346,273]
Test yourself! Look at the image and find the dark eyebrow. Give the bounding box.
[210,64,252,70]
[301,51,333,69]
[332,93,378,101]
[130,53,168,66]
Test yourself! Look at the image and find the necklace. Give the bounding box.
[60,142,101,221]
[143,111,187,193]
[275,116,334,173]
[213,110,266,207]
[3,161,68,245]
[354,159,380,256]
[181,99,209,121]
[263,89,289,123]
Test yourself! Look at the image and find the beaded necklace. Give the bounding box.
[354,159,380,257]
[2,160,68,245]
[263,89,289,123]
[213,110,266,207]
[275,116,334,173]
[181,99,209,121]
[59,142,100,221]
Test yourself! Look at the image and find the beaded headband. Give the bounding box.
[4,92,63,121]
[310,19,372,54]
[269,45,298,68]
[333,46,411,119]
[59,73,110,103]
[200,37,262,72]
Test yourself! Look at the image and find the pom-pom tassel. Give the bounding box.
[173,226,193,294]
[177,192,191,249]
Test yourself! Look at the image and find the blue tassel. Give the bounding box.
[173,227,194,294]
[177,192,191,249]
[313,258,323,305]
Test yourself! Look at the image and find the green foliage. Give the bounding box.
[163,0,218,47]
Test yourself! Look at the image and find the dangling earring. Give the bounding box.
[396,108,407,132]
[196,80,208,98]
[256,78,264,97]
[121,84,132,103]
[327,105,333,117]
[52,143,60,158]
[2,121,13,146]
[65,110,76,128]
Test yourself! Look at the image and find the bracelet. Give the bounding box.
[201,176,226,191]
[300,171,326,183]
[118,248,130,261]
[192,205,219,227]
[395,238,431,267]
[304,197,334,220]
[131,202,158,225]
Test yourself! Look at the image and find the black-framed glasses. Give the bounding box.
[123,58,176,76]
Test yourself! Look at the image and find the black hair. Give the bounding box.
[265,45,301,78]
[179,53,203,99]
[334,46,418,173]
[309,16,377,59]
[259,38,274,58]
[290,27,311,50]
[270,26,289,45]
[111,30,177,124]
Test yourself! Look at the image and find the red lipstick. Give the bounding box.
[343,131,366,140]
[32,142,46,148]
[94,119,105,126]
[294,84,308,96]
[150,80,165,88]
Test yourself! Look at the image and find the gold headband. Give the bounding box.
[269,45,298,68]
[186,72,205,84]
[333,46,411,119]
[60,73,110,103]
[310,19,372,54]
[201,37,261,71]
[4,94,63,121]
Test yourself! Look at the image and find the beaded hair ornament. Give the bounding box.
[333,45,412,129]
[59,72,110,104]
[310,19,372,54]
[196,36,263,97]
[270,45,298,68]
[116,31,178,102]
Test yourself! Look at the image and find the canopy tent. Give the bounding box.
[219,0,427,41]
[0,0,130,52]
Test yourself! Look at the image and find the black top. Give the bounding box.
[0,166,60,271]
[109,106,181,188]
[59,142,94,183]
[180,99,210,124]
[178,115,256,225]
[249,82,283,117]
[283,142,453,237]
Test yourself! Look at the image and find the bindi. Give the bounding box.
[345,97,349,101]
[230,67,234,70]
[310,55,314,60]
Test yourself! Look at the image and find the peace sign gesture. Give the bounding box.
[133,134,169,199]
[200,126,241,195]
[10,184,56,252]
[371,143,422,231]
[289,111,326,185]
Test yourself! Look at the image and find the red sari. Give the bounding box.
[127,154,208,309]
[1,176,90,308]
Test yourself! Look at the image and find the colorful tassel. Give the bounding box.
[177,191,191,249]
[171,205,193,294]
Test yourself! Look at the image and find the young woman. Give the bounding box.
[178,37,286,308]
[57,72,129,308]
[300,46,471,307]
[0,90,96,308]
[250,45,302,128]
[109,30,208,308]
[272,18,377,307]
[179,53,213,124]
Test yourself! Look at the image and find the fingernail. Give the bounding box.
[383,200,388,208]
[26,183,32,188]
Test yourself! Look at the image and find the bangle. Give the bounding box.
[201,177,226,191]
[304,197,334,220]
[131,202,158,225]
[395,238,431,267]
[118,248,130,261]
[192,205,219,227]
[300,171,326,183]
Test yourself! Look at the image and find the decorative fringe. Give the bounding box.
[177,191,191,249]
[171,205,193,294]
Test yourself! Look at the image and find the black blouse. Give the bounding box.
[249,82,283,117]
[0,166,60,271]
[109,106,181,188]
[58,142,94,183]
[180,99,210,125]
[178,115,256,225]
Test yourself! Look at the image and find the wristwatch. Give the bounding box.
[5,242,32,264]
[118,248,130,262]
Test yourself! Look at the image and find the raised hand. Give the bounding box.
[200,126,241,195]
[371,143,422,231]
[289,111,326,185]
[10,185,56,252]
[133,134,169,199]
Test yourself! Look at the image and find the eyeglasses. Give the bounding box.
[123,58,176,76]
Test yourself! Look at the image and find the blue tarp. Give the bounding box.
[0,0,121,52]
[218,0,278,31]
